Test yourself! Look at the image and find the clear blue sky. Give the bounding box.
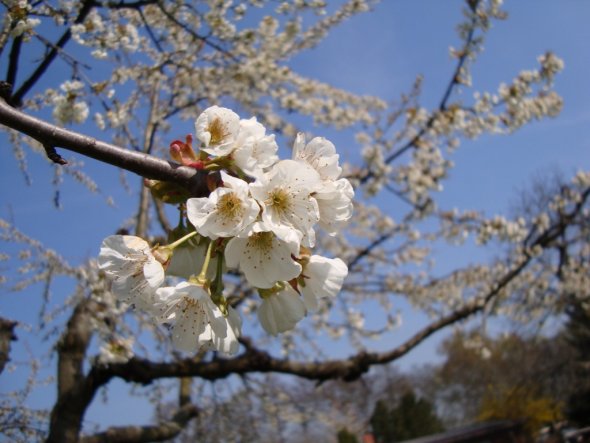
[1,0,589,431]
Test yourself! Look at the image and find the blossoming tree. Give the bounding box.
[0,0,588,442]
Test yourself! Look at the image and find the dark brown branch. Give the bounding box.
[79,403,199,443]
[96,0,158,9]
[47,299,104,443]
[136,186,151,238]
[88,259,538,385]
[179,377,192,407]
[0,317,17,375]
[5,34,23,91]
[43,143,68,165]
[95,297,482,385]
[0,98,210,197]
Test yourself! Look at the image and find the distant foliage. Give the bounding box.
[337,428,360,443]
[564,302,590,426]
[370,391,444,442]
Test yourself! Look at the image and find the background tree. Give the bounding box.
[370,399,396,443]
[563,301,590,426]
[477,385,562,438]
[0,1,589,442]
[370,390,444,442]
[390,391,444,441]
[426,329,576,431]
[337,428,359,443]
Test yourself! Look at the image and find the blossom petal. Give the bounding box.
[258,286,305,336]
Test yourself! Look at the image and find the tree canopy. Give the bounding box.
[0,1,589,442]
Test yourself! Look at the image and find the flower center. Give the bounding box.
[208,117,229,145]
[180,295,205,315]
[248,231,274,253]
[268,188,291,215]
[217,192,244,220]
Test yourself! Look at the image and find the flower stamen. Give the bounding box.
[247,231,274,253]
[208,117,230,146]
[268,188,291,215]
[216,192,244,221]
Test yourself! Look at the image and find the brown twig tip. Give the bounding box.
[0,82,13,102]
[43,144,68,165]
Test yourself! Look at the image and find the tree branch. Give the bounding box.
[0,317,17,375]
[47,299,102,443]
[79,403,199,443]
[0,98,210,197]
[87,259,540,385]
[5,34,23,90]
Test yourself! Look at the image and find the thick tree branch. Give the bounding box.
[92,293,489,385]
[87,260,543,385]
[5,34,22,89]
[96,0,158,9]
[78,403,199,443]
[0,98,210,197]
[0,317,17,375]
[47,299,102,443]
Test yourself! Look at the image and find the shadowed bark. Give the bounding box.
[0,317,17,375]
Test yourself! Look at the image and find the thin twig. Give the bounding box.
[43,144,68,165]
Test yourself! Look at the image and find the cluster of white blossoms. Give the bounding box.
[71,9,140,59]
[50,80,89,126]
[98,106,351,356]
[476,215,527,245]
[6,0,40,39]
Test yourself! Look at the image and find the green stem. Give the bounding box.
[196,240,214,285]
[167,230,197,250]
[212,250,225,297]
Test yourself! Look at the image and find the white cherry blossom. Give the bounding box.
[292,133,342,181]
[249,159,321,247]
[98,337,134,364]
[299,255,348,312]
[51,80,89,125]
[314,178,354,235]
[258,284,306,336]
[155,281,234,354]
[225,222,302,289]
[233,117,279,179]
[186,171,259,239]
[97,235,164,309]
[210,306,242,356]
[195,106,241,156]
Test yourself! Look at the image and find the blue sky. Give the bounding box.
[1,0,590,432]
